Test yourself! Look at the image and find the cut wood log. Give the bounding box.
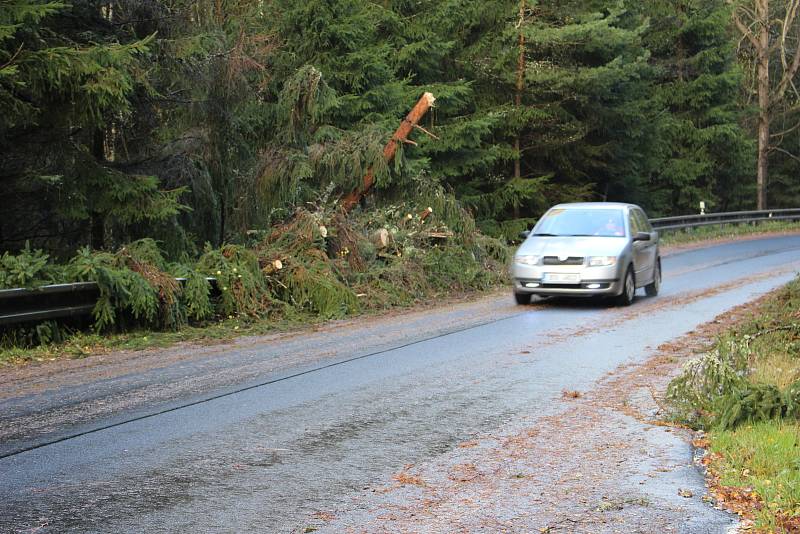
[424,231,454,241]
[341,92,436,212]
[371,228,391,249]
[263,258,284,274]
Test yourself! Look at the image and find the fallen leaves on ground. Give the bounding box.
[393,471,426,487]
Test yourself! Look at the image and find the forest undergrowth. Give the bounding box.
[0,198,509,362]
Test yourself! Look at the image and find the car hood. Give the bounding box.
[516,236,628,258]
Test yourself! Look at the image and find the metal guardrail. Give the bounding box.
[649,208,800,231]
[2,209,800,327]
[0,278,216,327]
[0,283,99,327]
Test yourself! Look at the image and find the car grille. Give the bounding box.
[542,256,584,265]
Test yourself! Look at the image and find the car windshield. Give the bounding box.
[533,208,626,238]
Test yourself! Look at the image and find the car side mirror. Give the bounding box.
[519,230,531,239]
[633,231,651,242]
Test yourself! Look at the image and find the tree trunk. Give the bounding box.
[756,0,770,210]
[513,0,525,220]
[219,193,226,246]
[341,92,436,212]
[90,214,105,250]
[676,2,686,83]
[91,128,106,250]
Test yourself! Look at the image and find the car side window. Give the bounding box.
[629,211,641,235]
[634,209,652,233]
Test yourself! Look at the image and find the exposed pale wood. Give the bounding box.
[263,258,284,274]
[424,231,454,240]
[412,123,439,140]
[371,228,390,249]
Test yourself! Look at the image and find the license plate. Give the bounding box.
[543,272,581,284]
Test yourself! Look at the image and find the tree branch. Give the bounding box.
[770,118,800,139]
[775,0,800,103]
[729,3,760,49]
[0,44,24,71]
[769,145,800,165]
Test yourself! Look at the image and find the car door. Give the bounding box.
[632,208,658,284]
[628,209,653,286]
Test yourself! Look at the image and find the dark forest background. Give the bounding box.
[3,0,799,258]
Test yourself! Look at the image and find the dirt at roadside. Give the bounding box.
[306,293,777,534]
[0,289,516,400]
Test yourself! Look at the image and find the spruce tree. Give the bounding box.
[255,0,428,212]
[0,0,185,253]
[636,0,754,214]
[517,1,657,207]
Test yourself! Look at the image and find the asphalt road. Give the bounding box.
[1,235,800,533]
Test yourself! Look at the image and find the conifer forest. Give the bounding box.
[2,0,800,341]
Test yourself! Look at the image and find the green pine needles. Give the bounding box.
[1,205,510,347]
[667,279,800,430]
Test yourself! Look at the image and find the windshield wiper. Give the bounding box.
[532,233,559,236]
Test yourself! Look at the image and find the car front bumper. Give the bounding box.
[512,263,624,297]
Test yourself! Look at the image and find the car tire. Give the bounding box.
[616,267,635,306]
[645,259,661,297]
[514,292,532,305]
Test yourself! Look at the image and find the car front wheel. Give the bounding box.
[514,292,532,305]
[616,267,635,306]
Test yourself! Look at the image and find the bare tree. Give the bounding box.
[729,0,800,209]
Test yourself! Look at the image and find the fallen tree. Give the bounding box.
[341,92,436,212]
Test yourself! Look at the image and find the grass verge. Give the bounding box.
[660,220,800,246]
[667,277,800,531]
[706,422,800,532]
[0,314,308,364]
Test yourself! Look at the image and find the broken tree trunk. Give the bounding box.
[341,92,436,212]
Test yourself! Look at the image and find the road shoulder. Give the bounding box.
[2,230,798,377]
[310,292,776,533]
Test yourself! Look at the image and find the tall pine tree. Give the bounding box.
[636,0,754,214]
[0,0,186,253]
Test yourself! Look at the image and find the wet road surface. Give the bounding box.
[1,235,799,533]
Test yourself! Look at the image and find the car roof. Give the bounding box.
[549,202,639,211]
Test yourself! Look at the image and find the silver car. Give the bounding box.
[512,202,661,306]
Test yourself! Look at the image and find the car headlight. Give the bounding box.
[515,255,540,266]
[587,256,617,267]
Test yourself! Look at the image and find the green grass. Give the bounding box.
[667,278,800,429]
[736,278,800,391]
[709,421,800,531]
[660,220,800,246]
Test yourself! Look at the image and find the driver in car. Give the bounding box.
[596,216,624,236]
